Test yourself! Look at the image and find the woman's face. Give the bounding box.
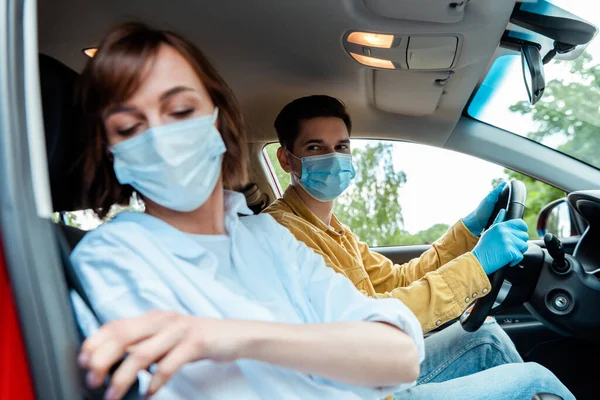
[102,44,215,146]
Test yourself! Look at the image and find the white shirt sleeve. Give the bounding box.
[275,220,425,397]
[71,224,190,324]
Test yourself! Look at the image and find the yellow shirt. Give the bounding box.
[263,186,491,333]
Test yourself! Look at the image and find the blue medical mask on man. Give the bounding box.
[288,150,356,202]
[110,108,225,212]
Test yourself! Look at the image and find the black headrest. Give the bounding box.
[40,54,83,212]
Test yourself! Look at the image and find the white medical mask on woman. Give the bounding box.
[110,108,225,211]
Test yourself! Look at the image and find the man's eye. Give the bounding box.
[307,145,320,151]
[337,145,349,150]
[171,109,194,118]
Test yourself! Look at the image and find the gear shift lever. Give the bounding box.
[544,233,569,273]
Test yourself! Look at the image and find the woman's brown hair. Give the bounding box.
[76,22,249,218]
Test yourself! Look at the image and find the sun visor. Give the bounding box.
[364,0,469,24]
[372,70,452,116]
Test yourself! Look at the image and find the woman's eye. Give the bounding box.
[117,124,140,137]
[171,108,194,118]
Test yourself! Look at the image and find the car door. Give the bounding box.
[0,1,88,398]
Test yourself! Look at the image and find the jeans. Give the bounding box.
[394,320,575,400]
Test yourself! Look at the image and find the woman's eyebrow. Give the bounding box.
[159,86,195,102]
[104,105,139,119]
[103,86,196,119]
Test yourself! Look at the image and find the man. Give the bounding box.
[263,95,573,399]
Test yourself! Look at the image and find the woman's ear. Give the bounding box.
[277,146,293,173]
[105,148,114,162]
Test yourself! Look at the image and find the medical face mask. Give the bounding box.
[289,150,356,202]
[110,108,226,212]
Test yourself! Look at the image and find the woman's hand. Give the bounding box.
[78,311,244,399]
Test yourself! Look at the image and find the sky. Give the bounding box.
[348,140,504,233]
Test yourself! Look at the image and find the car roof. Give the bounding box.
[37,0,515,147]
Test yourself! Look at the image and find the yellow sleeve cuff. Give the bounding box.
[439,253,491,308]
[456,219,481,250]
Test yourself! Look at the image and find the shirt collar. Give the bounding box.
[112,190,253,262]
[281,186,345,236]
[224,189,253,217]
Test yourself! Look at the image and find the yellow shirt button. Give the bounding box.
[435,320,442,326]
[483,288,489,294]
[472,292,478,298]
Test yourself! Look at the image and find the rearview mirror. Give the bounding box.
[521,45,545,105]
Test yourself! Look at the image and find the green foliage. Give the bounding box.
[264,144,291,190]
[333,143,407,246]
[56,199,144,229]
[51,211,82,228]
[413,224,452,245]
[492,172,564,238]
[510,53,600,169]
[500,53,600,237]
[65,212,82,228]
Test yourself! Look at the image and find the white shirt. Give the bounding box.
[71,190,424,400]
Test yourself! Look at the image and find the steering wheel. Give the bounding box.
[460,180,527,332]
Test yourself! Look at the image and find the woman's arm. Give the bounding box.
[79,311,419,399]
[241,320,420,385]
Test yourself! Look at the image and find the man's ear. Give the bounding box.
[277,147,293,173]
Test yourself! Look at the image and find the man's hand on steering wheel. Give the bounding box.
[472,209,529,275]
[460,179,528,332]
[463,181,507,237]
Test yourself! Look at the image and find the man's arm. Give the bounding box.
[372,253,490,332]
[359,219,480,292]
[354,221,489,332]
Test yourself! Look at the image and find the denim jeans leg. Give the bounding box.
[417,319,523,384]
[394,362,575,400]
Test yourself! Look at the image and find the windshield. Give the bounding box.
[468,0,600,169]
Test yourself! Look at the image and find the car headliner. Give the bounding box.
[37,0,516,147]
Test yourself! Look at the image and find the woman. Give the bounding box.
[72,22,423,400]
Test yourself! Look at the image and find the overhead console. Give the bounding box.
[344,0,598,117]
[343,31,461,70]
[343,31,461,116]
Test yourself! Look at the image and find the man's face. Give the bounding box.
[277,117,351,177]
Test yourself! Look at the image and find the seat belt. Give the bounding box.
[54,224,140,400]
[242,183,269,214]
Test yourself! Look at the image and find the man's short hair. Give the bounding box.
[274,95,352,150]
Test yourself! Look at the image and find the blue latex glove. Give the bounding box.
[463,181,507,236]
[472,209,529,275]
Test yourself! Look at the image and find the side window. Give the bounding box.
[263,140,565,247]
[52,198,144,230]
